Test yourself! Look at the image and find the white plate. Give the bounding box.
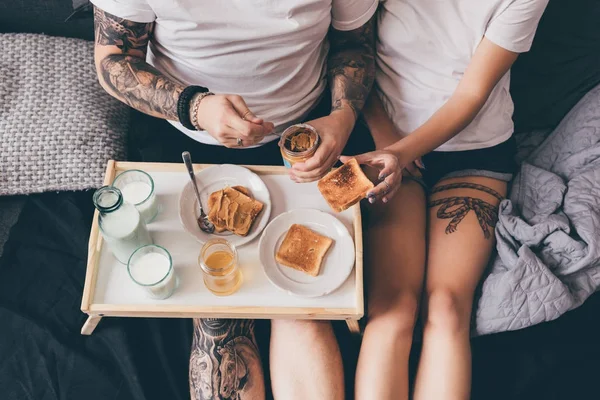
[179,164,272,247]
[259,209,355,297]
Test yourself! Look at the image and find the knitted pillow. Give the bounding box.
[0,33,128,195]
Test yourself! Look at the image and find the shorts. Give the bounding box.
[412,136,517,189]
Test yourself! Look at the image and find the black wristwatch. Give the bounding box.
[177,85,209,130]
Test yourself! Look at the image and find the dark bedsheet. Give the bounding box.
[1,191,599,400]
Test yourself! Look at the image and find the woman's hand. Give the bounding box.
[195,94,274,148]
[340,150,403,204]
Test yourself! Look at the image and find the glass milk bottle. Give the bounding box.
[93,186,153,264]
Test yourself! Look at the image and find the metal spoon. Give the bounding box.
[182,151,215,234]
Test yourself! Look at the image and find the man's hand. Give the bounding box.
[290,108,355,182]
[195,94,274,148]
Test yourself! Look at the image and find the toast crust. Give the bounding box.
[275,224,333,277]
[317,158,374,212]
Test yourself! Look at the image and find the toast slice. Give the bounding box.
[317,158,374,212]
[207,186,263,236]
[275,224,334,277]
[207,186,251,233]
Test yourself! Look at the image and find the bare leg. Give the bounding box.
[413,176,507,400]
[355,179,427,400]
[270,320,344,400]
[189,318,265,400]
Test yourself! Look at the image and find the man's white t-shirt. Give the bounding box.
[91,0,378,146]
[377,0,548,151]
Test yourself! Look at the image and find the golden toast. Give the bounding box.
[275,224,333,277]
[317,158,374,212]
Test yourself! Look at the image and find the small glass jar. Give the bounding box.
[279,124,320,168]
[93,186,153,264]
[198,239,242,296]
[113,169,159,224]
[128,245,177,299]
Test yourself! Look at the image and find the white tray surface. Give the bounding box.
[93,171,358,310]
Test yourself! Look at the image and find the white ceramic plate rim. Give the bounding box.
[178,164,272,247]
[258,208,355,297]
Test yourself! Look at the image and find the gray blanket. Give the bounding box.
[475,83,600,335]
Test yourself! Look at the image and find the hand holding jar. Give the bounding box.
[288,109,355,183]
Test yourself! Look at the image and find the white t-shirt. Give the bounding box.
[91,0,378,146]
[377,0,548,151]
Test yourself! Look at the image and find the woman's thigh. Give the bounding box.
[366,178,427,317]
[425,176,507,301]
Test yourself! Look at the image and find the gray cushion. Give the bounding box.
[0,33,128,195]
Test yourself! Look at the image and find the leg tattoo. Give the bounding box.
[429,183,503,239]
[190,319,265,400]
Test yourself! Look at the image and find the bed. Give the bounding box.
[1,0,600,399]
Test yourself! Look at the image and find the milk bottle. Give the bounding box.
[93,186,153,264]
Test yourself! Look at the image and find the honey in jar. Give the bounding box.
[279,124,320,168]
[199,239,242,296]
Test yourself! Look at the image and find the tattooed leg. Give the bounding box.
[428,182,504,239]
[413,177,507,400]
[190,319,265,400]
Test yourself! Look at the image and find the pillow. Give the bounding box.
[511,0,600,132]
[0,33,128,195]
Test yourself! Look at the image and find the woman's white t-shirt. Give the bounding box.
[377,0,548,151]
[91,0,378,146]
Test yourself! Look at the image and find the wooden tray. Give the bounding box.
[80,161,364,335]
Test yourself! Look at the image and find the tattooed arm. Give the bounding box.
[328,15,376,121]
[189,319,265,400]
[93,7,183,120]
[290,16,376,182]
[93,7,273,145]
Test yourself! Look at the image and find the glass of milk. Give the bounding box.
[93,186,153,264]
[113,170,159,224]
[127,245,177,300]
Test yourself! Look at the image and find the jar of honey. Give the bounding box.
[279,124,320,168]
[198,239,242,296]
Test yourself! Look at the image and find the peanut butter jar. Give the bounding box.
[279,124,320,168]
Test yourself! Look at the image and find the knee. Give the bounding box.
[367,293,419,337]
[424,289,471,334]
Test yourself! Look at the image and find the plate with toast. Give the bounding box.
[258,209,355,297]
[179,164,272,246]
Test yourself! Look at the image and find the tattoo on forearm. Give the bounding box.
[93,7,184,119]
[429,183,503,239]
[190,319,265,400]
[99,55,183,119]
[328,15,376,118]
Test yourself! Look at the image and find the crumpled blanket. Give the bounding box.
[474,83,600,335]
